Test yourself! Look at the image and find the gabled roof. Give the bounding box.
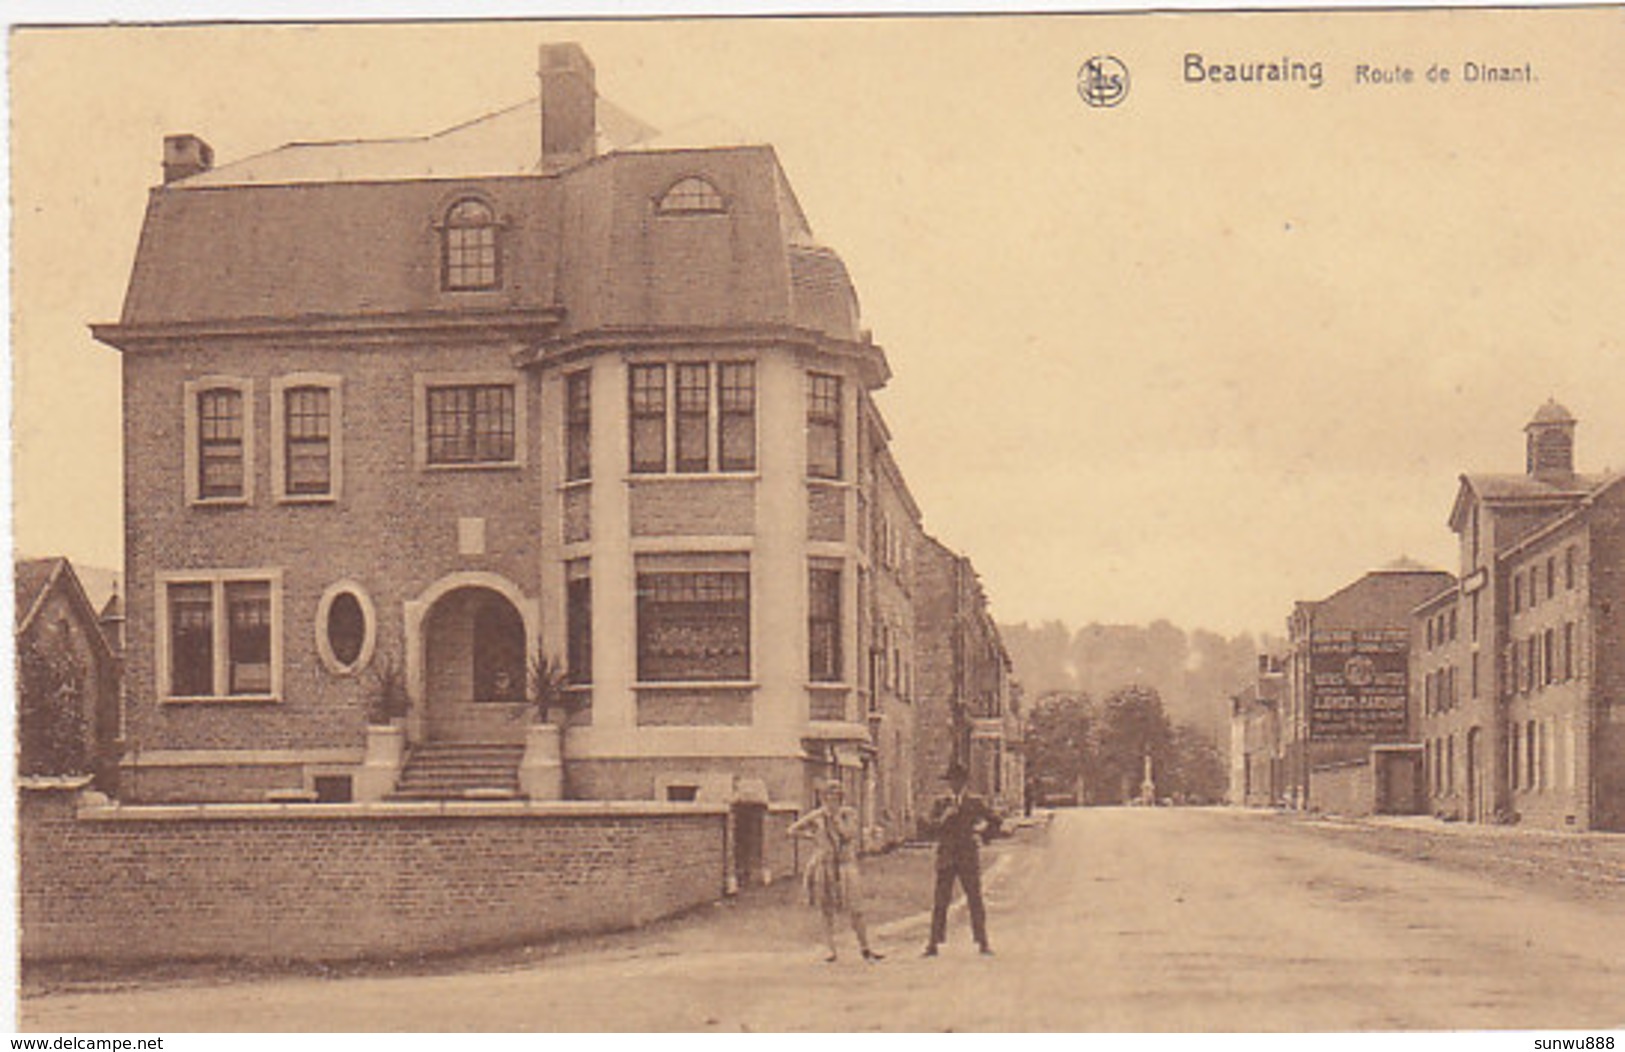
[14,557,118,663]
[1496,471,1625,564]
[1372,554,1444,575]
[14,557,65,632]
[1447,471,1611,533]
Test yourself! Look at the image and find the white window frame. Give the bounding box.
[413,370,527,471]
[626,357,758,478]
[155,567,284,703]
[806,370,844,482]
[183,376,255,506]
[271,373,344,503]
[314,579,376,676]
[633,551,754,686]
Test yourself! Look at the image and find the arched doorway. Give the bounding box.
[420,585,529,742]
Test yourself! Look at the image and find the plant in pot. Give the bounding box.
[522,650,589,798]
[366,654,409,726]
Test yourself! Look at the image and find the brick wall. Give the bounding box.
[567,755,808,806]
[1310,760,1375,817]
[628,478,755,536]
[1589,488,1625,830]
[123,341,543,759]
[120,761,311,804]
[19,784,729,963]
[912,538,961,826]
[635,687,753,726]
[807,485,845,542]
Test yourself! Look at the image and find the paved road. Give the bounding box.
[22,808,1625,1031]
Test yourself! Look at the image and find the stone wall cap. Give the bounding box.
[18,776,95,792]
[73,798,732,821]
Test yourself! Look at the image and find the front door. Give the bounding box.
[422,586,529,742]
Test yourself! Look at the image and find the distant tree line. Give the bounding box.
[1025,686,1228,806]
[1001,619,1280,751]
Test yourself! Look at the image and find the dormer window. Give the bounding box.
[656,177,725,215]
[441,198,500,291]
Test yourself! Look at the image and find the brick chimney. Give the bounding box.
[162,134,214,184]
[1525,398,1577,480]
[538,43,596,171]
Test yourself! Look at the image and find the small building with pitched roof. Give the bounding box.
[15,557,123,790]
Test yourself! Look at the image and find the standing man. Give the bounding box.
[923,760,1001,957]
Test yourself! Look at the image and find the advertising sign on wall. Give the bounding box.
[1309,628,1409,741]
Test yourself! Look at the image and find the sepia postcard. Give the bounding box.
[8,5,1625,1039]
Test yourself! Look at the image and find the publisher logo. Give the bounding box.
[1077,55,1130,108]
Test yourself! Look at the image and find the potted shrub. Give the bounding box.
[357,653,409,801]
[518,650,588,800]
[366,654,409,726]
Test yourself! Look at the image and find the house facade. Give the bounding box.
[1229,653,1283,807]
[1414,402,1624,830]
[914,535,1024,820]
[1280,561,1455,816]
[92,45,938,819]
[854,407,924,845]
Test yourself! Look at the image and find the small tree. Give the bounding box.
[17,636,90,777]
[1165,723,1228,804]
[525,651,577,724]
[1025,691,1096,803]
[1096,684,1174,804]
[366,654,410,725]
[522,649,589,800]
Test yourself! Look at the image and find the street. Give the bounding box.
[21,807,1625,1032]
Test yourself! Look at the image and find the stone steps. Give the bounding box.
[389,742,525,800]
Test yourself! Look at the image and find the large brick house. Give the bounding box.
[92,44,946,821]
[1413,401,1625,830]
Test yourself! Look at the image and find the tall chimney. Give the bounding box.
[1525,398,1577,480]
[538,43,596,171]
[162,134,214,184]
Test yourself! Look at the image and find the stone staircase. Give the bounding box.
[388,742,525,800]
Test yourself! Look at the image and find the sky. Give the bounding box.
[9,9,1625,637]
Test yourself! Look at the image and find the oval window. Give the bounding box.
[327,592,366,669]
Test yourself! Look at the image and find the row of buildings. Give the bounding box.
[51,44,1024,867]
[1231,402,1624,832]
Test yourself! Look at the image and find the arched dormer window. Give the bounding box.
[440,197,500,291]
[656,177,726,216]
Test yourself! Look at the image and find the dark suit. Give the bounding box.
[925,788,1001,948]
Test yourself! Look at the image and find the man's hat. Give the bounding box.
[945,761,969,782]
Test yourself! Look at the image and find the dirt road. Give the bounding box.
[21,808,1625,1031]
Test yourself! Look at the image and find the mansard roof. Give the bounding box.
[97,106,869,353]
